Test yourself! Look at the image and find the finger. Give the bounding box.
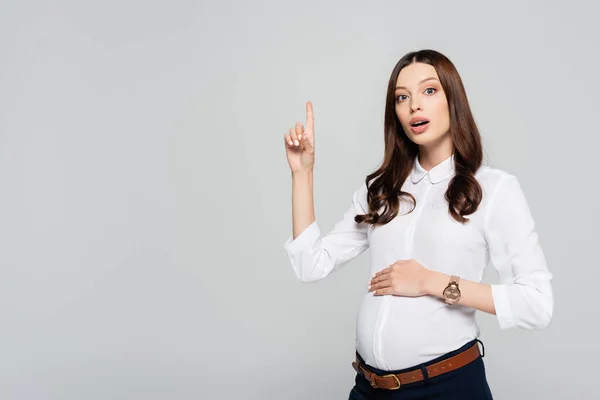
[295,122,304,141]
[369,279,389,291]
[284,133,294,147]
[289,128,300,147]
[306,101,314,132]
[373,287,393,296]
[301,129,314,154]
[370,274,386,285]
[374,266,392,278]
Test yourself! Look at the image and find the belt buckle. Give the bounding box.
[379,374,402,390]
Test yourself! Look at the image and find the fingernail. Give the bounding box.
[294,140,299,146]
[298,134,302,140]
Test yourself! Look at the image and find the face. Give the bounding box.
[394,62,450,147]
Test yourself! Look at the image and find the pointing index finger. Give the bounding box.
[306,101,314,131]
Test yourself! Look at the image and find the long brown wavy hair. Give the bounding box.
[355,49,483,227]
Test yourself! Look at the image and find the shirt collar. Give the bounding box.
[410,153,456,184]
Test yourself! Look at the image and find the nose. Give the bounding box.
[410,96,422,112]
[410,101,422,113]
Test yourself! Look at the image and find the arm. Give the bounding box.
[291,169,316,240]
[425,175,554,330]
[423,271,496,314]
[284,181,370,283]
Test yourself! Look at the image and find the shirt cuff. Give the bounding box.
[283,220,321,255]
[491,284,515,330]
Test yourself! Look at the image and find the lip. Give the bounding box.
[410,122,429,134]
[409,116,430,126]
[408,116,430,134]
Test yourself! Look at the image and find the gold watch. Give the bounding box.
[443,275,461,305]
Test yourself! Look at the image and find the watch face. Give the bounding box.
[444,286,460,301]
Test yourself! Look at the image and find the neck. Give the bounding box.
[418,136,454,171]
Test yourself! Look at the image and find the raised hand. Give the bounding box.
[284,101,315,173]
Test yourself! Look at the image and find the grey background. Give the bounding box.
[0,0,597,399]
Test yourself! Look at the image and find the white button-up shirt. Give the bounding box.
[283,153,554,370]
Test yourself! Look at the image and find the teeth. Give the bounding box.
[412,120,428,126]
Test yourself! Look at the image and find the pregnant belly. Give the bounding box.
[355,293,476,370]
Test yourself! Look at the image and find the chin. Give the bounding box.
[406,126,449,147]
[407,132,438,145]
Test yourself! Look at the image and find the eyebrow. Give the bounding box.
[395,77,439,91]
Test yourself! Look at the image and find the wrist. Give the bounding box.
[423,270,450,298]
[292,168,314,177]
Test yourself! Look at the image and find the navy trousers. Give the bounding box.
[348,339,493,399]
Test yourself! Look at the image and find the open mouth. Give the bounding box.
[410,120,430,127]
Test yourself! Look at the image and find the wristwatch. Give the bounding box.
[443,275,461,305]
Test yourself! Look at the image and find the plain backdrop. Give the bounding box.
[0,0,598,399]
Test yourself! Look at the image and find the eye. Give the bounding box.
[425,87,437,95]
[396,94,408,103]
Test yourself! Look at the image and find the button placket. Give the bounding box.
[405,177,433,256]
[373,178,433,370]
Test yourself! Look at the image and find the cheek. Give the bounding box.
[431,98,450,122]
[395,105,410,126]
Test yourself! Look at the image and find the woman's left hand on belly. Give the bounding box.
[368,259,431,297]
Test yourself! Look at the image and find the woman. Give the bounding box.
[282,49,553,399]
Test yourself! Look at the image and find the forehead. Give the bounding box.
[395,62,439,87]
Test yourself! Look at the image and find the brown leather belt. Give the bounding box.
[351,342,482,390]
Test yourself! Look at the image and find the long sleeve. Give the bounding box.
[484,174,554,330]
[283,182,370,283]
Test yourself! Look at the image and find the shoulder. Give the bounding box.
[475,163,527,201]
[352,179,372,213]
[475,164,516,188]
[475,164,531,218]
[351,176,379,213]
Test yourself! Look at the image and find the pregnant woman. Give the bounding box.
[282,49,553,399]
